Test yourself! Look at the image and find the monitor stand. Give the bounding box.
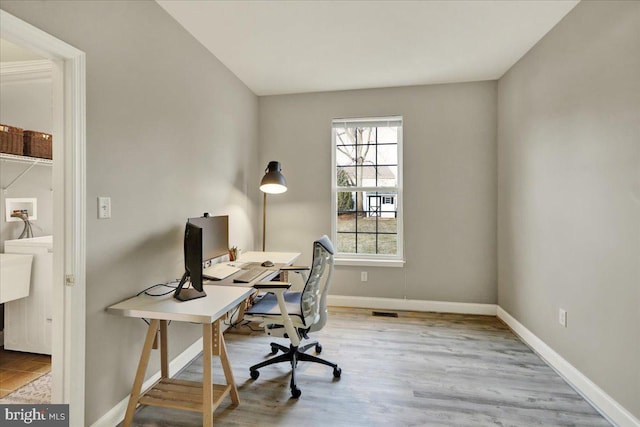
[173,272,207,302]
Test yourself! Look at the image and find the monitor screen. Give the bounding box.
[174,222,206,301]
[188,215,229,263]
[184,222,203,289]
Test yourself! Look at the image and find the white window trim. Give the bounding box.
[331,116,404,265]
[335,258,406,267]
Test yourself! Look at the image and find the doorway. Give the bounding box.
[1,10,86,426]
[0,49,54,401]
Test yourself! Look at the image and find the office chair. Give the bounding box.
[244,235,341,398]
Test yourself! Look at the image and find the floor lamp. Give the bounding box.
[260,161,287,251]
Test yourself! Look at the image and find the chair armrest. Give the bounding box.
[253,281,291,290]
[280,265,310,271]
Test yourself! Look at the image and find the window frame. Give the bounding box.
[331,116,404,267]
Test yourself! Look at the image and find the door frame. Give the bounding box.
[1,10,86,426]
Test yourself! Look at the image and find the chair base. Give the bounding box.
[249,341,341,398]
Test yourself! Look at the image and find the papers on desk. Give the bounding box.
[203,263,240,280]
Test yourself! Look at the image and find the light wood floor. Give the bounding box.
[127,308,610,426]
[0,347,51,398]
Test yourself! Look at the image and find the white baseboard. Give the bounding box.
[497,307,640,427]
[90,337,204,427]
[328,295,497,316]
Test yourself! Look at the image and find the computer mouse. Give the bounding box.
[261,260,274,267]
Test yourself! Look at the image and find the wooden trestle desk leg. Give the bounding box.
[123,319,160,427]
[236,299,248,323]
[122,319,238,427]
[214,319,240,405]
[202,322,213,427]
[160,320,169,378]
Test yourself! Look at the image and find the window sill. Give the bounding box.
[334,258,405,268]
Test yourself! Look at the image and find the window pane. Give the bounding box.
[357,127,376,145]
[377,143,398,165]
[336,152,356,167]
[379,218,397,233]
[377,234,398,255]
[377,165,397,186]
[361,144,377,164]
[355,165,377,186]
[337,167,355,187]
[356,217,376,233]
[377,127,398,144]
[337,233,355,253]
[335,127,356,145]
[337,212,355,233]
[356,233,377,254]
[337,192,356,215]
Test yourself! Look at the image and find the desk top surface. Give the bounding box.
[107,251,300,323]
[107,285,255,323]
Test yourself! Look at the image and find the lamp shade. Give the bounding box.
[260,161,287,194]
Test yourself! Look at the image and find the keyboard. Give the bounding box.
[233,267,268,283]
[203,263,240,280]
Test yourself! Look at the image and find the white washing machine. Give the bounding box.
[4,235,53,355]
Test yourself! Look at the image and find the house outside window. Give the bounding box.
[331,116,403,265]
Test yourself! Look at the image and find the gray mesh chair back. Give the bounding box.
[302,235,334,332]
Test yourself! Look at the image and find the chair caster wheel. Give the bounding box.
[250,370,259,380]
[291,386,301,398]
[270,344,279,355]
[333,367,342,378]
[315,344,322,354]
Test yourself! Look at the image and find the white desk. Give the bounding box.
[107,285,255,324]
[107,251,300,427]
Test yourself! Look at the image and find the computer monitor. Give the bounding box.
[173,222,206,301]
[187,214,229,264]
[173,214,229,301]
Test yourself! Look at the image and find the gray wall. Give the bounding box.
[5,0,638,423]
[1,1,260,424]
[259,82,497,303]
[498,0,640,418]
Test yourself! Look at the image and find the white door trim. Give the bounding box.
[1,10,86,426]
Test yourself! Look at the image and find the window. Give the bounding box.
[332,116,403,265]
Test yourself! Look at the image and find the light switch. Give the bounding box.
[98,197,111,219]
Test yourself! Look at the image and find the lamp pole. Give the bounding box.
[262,192,267,252]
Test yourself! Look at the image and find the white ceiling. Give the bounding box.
[157,0,579,96]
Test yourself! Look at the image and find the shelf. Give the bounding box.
[1,153,53,192]
[0,152,53,165]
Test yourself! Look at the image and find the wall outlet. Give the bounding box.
[558,308,567,327]
[360,271,368,282]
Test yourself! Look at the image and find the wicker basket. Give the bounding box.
[23,130,53,159]
[0,124,24,155]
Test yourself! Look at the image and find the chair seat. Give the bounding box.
[246,291,305,323]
